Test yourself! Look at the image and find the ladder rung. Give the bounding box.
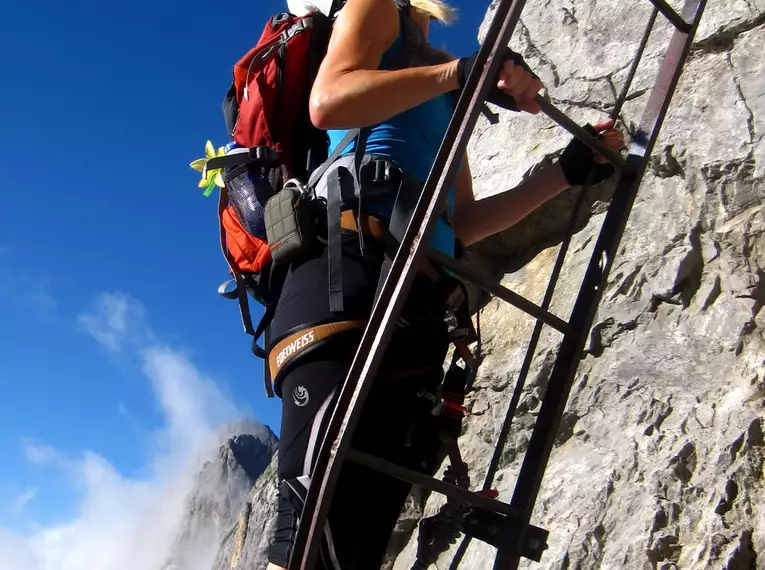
[537,98,630,172]
[646,0,692,32]
[466,510,549,562]
[427,249,571,335]
[347,448,521,518]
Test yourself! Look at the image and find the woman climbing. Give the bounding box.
[265,1,626,569]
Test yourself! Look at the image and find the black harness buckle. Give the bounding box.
[360,159,403,187]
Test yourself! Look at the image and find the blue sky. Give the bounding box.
[0,0,485,565]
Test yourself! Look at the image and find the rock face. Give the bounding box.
[162,427,277,570]
[390,1,765,569]
[211,456,279,570]
[209,1,765,569]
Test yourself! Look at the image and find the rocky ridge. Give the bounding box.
[162,427,277,570]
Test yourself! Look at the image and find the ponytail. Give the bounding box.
[409,0,457,24]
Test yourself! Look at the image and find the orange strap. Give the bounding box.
[218,188,274,397]
[218,188,255,334]
[268,320,366,386]
[340,210,389,241]
[339,210,441,281]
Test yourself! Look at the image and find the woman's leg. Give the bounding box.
[268,351,447,569]
[268,353,349,570]
[265,234,452,568]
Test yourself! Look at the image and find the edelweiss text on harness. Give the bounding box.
[276,331,316,367]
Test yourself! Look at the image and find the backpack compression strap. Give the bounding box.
[217,186,278,397]
[308,127,367,314]
[218,187,255,337]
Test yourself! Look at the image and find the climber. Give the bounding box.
[264,1,626,569]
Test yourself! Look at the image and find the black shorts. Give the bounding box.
[267,233,451,569]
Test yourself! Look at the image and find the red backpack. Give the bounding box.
[205,8,338,390]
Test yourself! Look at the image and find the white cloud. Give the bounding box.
[10,488,38,514]
[0,528,38,569]
[143,346,241,453]
[21,441,61,466]
[24,450,202,570]
[77,292,150,352]
[1,291,259,570]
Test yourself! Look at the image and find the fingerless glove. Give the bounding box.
[558,124,617,186]
[455,49,536,111]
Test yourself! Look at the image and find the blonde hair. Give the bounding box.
[410,0,457,24]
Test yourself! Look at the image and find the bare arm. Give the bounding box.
[309,0,460,130]
[452,156,570,247]
[452,119,626,247]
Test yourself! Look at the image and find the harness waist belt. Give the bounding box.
[269,320,366,387]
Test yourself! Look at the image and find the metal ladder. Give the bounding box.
[287,0,708,568]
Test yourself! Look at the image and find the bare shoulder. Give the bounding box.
[323,0,400,71]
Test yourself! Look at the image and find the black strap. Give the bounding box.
[351,127,370,255]
[327,168,345,313]
[316,128,363,314]
[308,128,360,187]
[207,146,280,171]
[251,302,278,359]
[317,127,370,314]
[251,302,278,397]
[373,174,422,307]
[353,128,370,173]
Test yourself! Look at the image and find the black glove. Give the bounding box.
[558,124,617,186]
[456,48,537,111]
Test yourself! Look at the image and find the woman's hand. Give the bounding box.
[592,119,626,163]
[456,49,543,114]
[558,119,626,186]
[496,57,543,114]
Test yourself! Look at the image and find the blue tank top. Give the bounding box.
[326,30,457,257]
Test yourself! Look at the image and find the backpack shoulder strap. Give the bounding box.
[307,128,361,188]
[382,3,452,71]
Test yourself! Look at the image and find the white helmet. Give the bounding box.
[286,0,339,16]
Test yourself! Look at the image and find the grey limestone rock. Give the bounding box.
[206,1,765,569]
[391,0,765,569]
